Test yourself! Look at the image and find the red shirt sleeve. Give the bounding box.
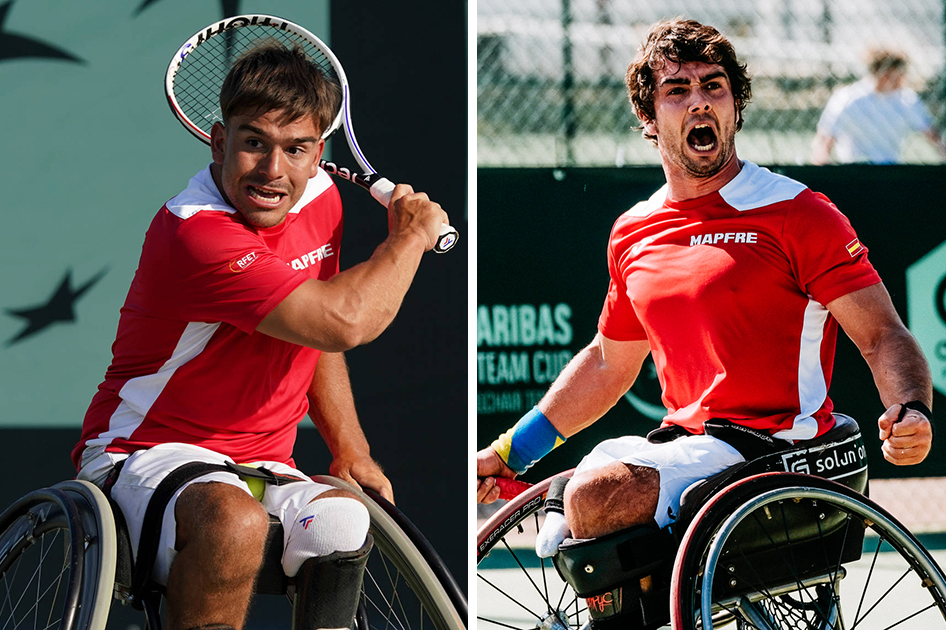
[137,210,307,334]
[781,190,881,305]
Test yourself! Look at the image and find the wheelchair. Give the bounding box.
[0,474,467,630]
[477,414,946,629]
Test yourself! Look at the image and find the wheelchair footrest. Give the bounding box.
[553,525,676,628]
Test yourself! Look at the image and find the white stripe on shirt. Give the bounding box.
[86,321,220,447]
[774,298,830,441]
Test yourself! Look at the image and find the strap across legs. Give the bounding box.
[127,460,305,607]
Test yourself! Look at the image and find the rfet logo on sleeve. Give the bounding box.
[229,251,259,272]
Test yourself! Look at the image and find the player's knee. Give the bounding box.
[282,491,370,577]
[563,469,615,534]
[177,482,270,559]
[564,463,659,539]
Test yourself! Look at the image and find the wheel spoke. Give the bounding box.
[853,536,884,625]
[474,615,528,630]
[477,573,543,621]
[0,530,69,630]
[876,601,937,630]
[851,566,913,629]
[376,552,412,630]
[363,559,411,630]
[500,538,553,611]
[477,474,583,629]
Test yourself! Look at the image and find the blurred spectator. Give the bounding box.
[812,47,946,164]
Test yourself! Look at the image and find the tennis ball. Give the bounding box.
[246,477,265,501]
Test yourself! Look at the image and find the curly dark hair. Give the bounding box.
[220,43,342,137]
[625,18,752,144]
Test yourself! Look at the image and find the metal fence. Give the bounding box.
[477,0,946,166]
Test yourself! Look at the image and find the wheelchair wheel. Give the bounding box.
[0,481,117,630]
[671,472,946,630]
[476,471,583,630]
[310,476,466,630]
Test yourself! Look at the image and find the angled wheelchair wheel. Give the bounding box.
[671,472,946,630]
[310,476,466,630]
[0,480,117,630]
[476,471,584,630]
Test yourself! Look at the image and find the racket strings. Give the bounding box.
[172,25,340,137]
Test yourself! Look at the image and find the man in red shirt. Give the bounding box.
[75,45,449,630]
[478,18,931,545]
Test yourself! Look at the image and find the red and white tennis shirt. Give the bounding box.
[598,161,881,440]
[73,166,343,470]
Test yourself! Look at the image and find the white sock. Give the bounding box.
[536,511,570,558]
[282,497,370,577]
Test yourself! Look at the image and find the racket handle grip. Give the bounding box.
[495,477,533,501]
[367,177,396,207]
[434,224,459,254]
[367,177,458,254]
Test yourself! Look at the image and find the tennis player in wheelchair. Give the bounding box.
[477,18,933,629]
[71,45,448,630]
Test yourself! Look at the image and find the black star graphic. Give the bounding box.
[5,267,108,346]
[0,0,84,64]
[135,0,240,18]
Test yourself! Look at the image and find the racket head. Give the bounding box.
[164,14,348,146]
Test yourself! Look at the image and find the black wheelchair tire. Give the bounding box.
[0,481,116,630]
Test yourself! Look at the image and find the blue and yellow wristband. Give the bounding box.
[491,407,566,474]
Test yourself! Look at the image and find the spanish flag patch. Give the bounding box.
[846,238,864,257]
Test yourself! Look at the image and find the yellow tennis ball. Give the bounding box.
[246,477,265,501]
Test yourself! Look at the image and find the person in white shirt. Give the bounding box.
[812,47,945,164]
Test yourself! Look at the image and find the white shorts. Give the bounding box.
[575,434,745,529]
[77,443,336,585]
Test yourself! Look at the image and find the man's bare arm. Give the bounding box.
[827,282,933,465]
[538,334,652,438]
[307,352,393,501]
[258,185,447,352]
[477,334,650,503]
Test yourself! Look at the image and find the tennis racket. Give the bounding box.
[164,14,458,254]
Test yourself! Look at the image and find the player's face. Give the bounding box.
[644,61,739,179]
[210,109,325,228]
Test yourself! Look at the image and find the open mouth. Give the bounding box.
[687,123,718,152]
[247,185,287,205]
